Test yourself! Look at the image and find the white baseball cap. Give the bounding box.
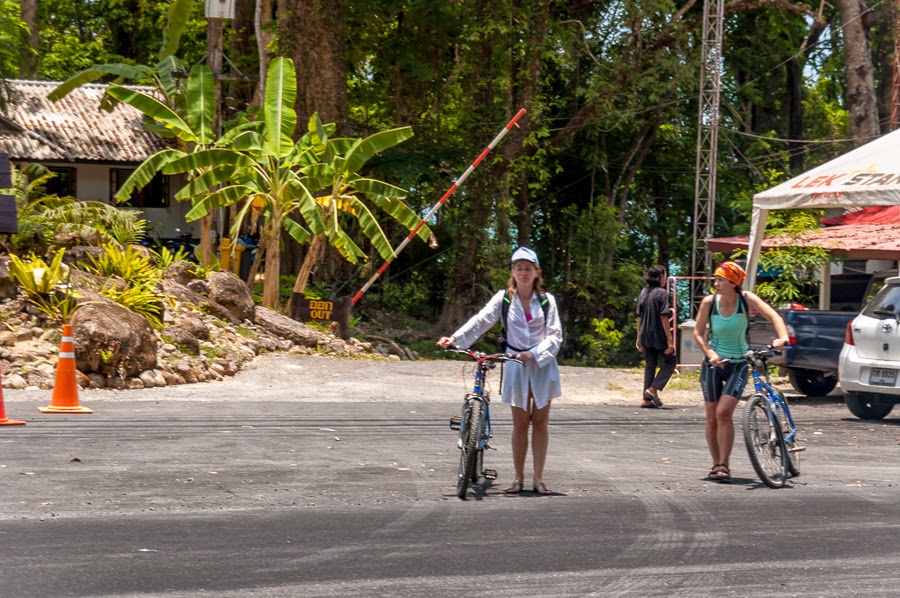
[511,247,539,265]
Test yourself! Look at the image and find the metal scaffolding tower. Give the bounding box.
[691,0,725,315]
[892,1,900,130]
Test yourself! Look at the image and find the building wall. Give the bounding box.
[19,160,196,240]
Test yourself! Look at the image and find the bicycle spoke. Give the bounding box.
[742,394,787,488]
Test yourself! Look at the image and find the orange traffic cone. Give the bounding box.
[39,324,92,414]
[0,371,26,426]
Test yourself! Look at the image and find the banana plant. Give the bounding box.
[47,0,196,111]
[104,63,218,263]
[134,57,430,309]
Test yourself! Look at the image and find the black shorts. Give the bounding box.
[700,358,749,403]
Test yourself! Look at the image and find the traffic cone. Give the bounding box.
[39,324,92,414]
[0,371,26,426]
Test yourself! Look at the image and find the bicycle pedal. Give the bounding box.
[449,415,461,430]
[483,468,498,480]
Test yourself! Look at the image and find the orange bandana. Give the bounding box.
[714,261,746,286]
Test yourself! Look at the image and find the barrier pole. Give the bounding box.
[351,108,527,306]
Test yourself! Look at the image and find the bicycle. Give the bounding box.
[737,346,804,488]
[446,348,520,499]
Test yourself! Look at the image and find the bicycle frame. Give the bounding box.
[455,353,501,450]
[746,352,797,444]
[446,348,519,498]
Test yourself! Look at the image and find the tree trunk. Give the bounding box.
[288,233,327,311]
[277,0,348,131]
[19,0,39,78]
[254,0,277,108]
[276,0,348,283]
[262,222,282,309]
[836,0,880,144]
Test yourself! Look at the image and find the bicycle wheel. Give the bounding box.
[772,389,800,477]
[456,400,483,498]
[742,394,787,488]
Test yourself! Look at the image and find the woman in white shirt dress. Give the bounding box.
[437,247,563,495]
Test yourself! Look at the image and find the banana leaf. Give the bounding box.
[48,64,155,102]
[114,149,186,203]
[107,84,196,142]
[186,65,215,145]
[264,57,297,157]
[348,197,395,262]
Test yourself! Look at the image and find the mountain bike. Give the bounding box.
[738,346,804,488]
[446,348,519,499]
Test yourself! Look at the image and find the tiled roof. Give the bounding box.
[708,224,900,261]
[0,79,172,163]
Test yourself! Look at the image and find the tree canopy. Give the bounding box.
[5,0,891,364]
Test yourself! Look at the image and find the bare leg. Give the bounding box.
[510,404,530,483]
[705,401,720,466]
[715,395,740,467]
[531,400,552,486]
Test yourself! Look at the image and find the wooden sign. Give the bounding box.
[289,295,352,340]
[0,154,15,234]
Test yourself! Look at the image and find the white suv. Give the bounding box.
[839,276,900,419]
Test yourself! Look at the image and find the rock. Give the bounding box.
[87,373,106,388]
[0,331,15,346]
[207,271,255,323]
[70,268,127,294]
[71,300,158,376]
[159,280,238,324]
[3,373,27,389]
[64,245,106,268]
[160,325,200,355]
[186,280,208,295]
[174,316,209,341]
[0,259,17,301]
[162,261,197,286]
[138,370,167,388]
[254,307,318,348]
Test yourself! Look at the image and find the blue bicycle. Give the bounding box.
[739,346,804,488]
[446,348,519,499]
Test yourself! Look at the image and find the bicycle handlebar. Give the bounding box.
[720,345,782,364]
[445,347,524,365]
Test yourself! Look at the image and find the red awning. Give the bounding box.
[821,205,900,226]
[707,223,900,260]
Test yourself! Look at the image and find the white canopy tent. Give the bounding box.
[746,128,900,289]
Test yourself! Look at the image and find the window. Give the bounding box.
[111,169,169,208]
[47,167,76,197]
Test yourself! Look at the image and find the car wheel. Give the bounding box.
[787,369,838,397]
[844,391,895,420]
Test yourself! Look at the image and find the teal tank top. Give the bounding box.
[709,295,748,359]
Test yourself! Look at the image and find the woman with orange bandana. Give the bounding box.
[693,261,789,481]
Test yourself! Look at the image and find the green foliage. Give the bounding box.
[98,284,167,330]
[83,243,159,286]
[748,210,832,307]
[7,248,83,323]
[578,318,626,367]
[151,245,193,269]
[377,273,430,319]
[0,163,149,254]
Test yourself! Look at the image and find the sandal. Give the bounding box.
[643,390,663,407]
[641,401,658,409]
[709,463,731,480]
[533,482,553,495]
[505,480,523,494]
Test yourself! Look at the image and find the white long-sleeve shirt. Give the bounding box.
[451,290,563,410]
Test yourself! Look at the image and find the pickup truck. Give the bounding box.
[747,270,896,397]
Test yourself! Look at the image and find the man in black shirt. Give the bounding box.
[635,265,676,408]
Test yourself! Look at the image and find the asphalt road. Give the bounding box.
[1,355,899,597]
